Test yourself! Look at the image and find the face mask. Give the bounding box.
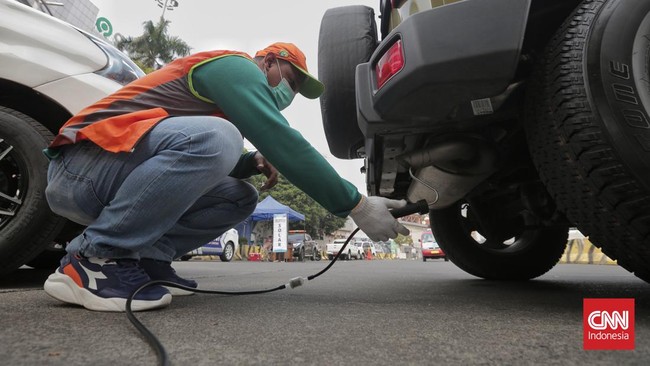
[265,59,296,111]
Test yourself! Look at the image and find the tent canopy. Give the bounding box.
[250,196,305,222]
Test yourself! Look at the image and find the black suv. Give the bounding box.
[288,230,321,261]
[318,0,650,282]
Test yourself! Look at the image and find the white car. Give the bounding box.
[181,229,239,262]
[0,0,144,275]
[326,238,363,260]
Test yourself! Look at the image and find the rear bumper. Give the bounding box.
[422,249,445,258]
[356,0,531,136]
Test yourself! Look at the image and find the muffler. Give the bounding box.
[400,136,498,208]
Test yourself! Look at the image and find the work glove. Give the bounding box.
[349,195,410,242]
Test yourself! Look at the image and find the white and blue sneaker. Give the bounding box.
[140,258,198,296]
[44,254,172,312]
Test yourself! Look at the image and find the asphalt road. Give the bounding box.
[1,259,648,365]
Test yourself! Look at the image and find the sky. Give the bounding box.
[90,0,380,195]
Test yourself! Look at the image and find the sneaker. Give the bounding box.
[44,254,172,312]
[140,258,198,296]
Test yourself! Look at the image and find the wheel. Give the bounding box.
[318,5,378,159]
[0,107,66,276]
[219,242,235,262]
[179,255,192,261]
[525,0,650,282]
[423,257,427,262]
[429,201,569,280]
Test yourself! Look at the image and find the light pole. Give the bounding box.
[156,0,179,19]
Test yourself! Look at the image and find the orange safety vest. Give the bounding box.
[49,50,252,153]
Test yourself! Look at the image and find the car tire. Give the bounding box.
[220,242,235,262]
[318,5,378,159]
[525,0,650,282]
[423,257,427,262]
[0,107,66,276]
[179,255,192,261]
[429,202,569,280]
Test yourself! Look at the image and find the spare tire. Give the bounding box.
[318,6,378,159]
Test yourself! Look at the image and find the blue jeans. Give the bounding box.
[45,116,258,261]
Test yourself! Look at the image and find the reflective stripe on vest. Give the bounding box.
[49,50,252,153]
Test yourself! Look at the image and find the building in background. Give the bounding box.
[15,0,99,35]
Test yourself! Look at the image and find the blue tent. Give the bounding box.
[235,196,305,245]
[250,196,305,222]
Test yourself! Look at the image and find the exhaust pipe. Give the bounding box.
[400,136,498,208]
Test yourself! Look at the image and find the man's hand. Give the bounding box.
[253,152,278,191]
[349,195,410,242]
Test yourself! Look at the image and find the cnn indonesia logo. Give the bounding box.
[583,298,635,350]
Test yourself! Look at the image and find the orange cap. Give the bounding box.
[255,42,324,99]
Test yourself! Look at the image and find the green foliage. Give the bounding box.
[114,16,191,70]
[247,174,347,239]
[394,233,413,245]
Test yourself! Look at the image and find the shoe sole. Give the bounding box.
[44,272,172,312]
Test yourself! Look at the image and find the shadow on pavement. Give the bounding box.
[0,267,52,289]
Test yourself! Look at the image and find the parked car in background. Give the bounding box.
[361,240,376,257]
[0,0,144,276]
[180,229,239,262]
[373,243,385,257]
[420,230,446,262]
[288,230,321,261]
[326,238,362,260]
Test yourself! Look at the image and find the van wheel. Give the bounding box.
[220,242,235,262]
[525,0,650,282]
[318,5,378,158]
[0,107,65,276]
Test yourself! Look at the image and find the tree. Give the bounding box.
[115,17,191,71]
[394,233,413,245]
[247,174,347,239]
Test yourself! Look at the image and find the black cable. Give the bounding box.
[125,230,357,366]
[125,280,288,366]
[126,200,429,366]
[307,228,359,281]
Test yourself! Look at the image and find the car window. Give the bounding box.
[288,234,303,242]
[422,233,435,242]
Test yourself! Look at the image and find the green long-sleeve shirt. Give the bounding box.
[191,55,361,217]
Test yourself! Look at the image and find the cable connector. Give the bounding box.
[287,277,306,289]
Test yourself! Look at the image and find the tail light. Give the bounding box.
[375,40,404,90]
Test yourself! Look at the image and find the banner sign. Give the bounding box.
[273,214,287,253]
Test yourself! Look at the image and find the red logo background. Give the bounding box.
[583,298,635,350]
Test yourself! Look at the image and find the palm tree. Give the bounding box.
[115,17,191,71]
